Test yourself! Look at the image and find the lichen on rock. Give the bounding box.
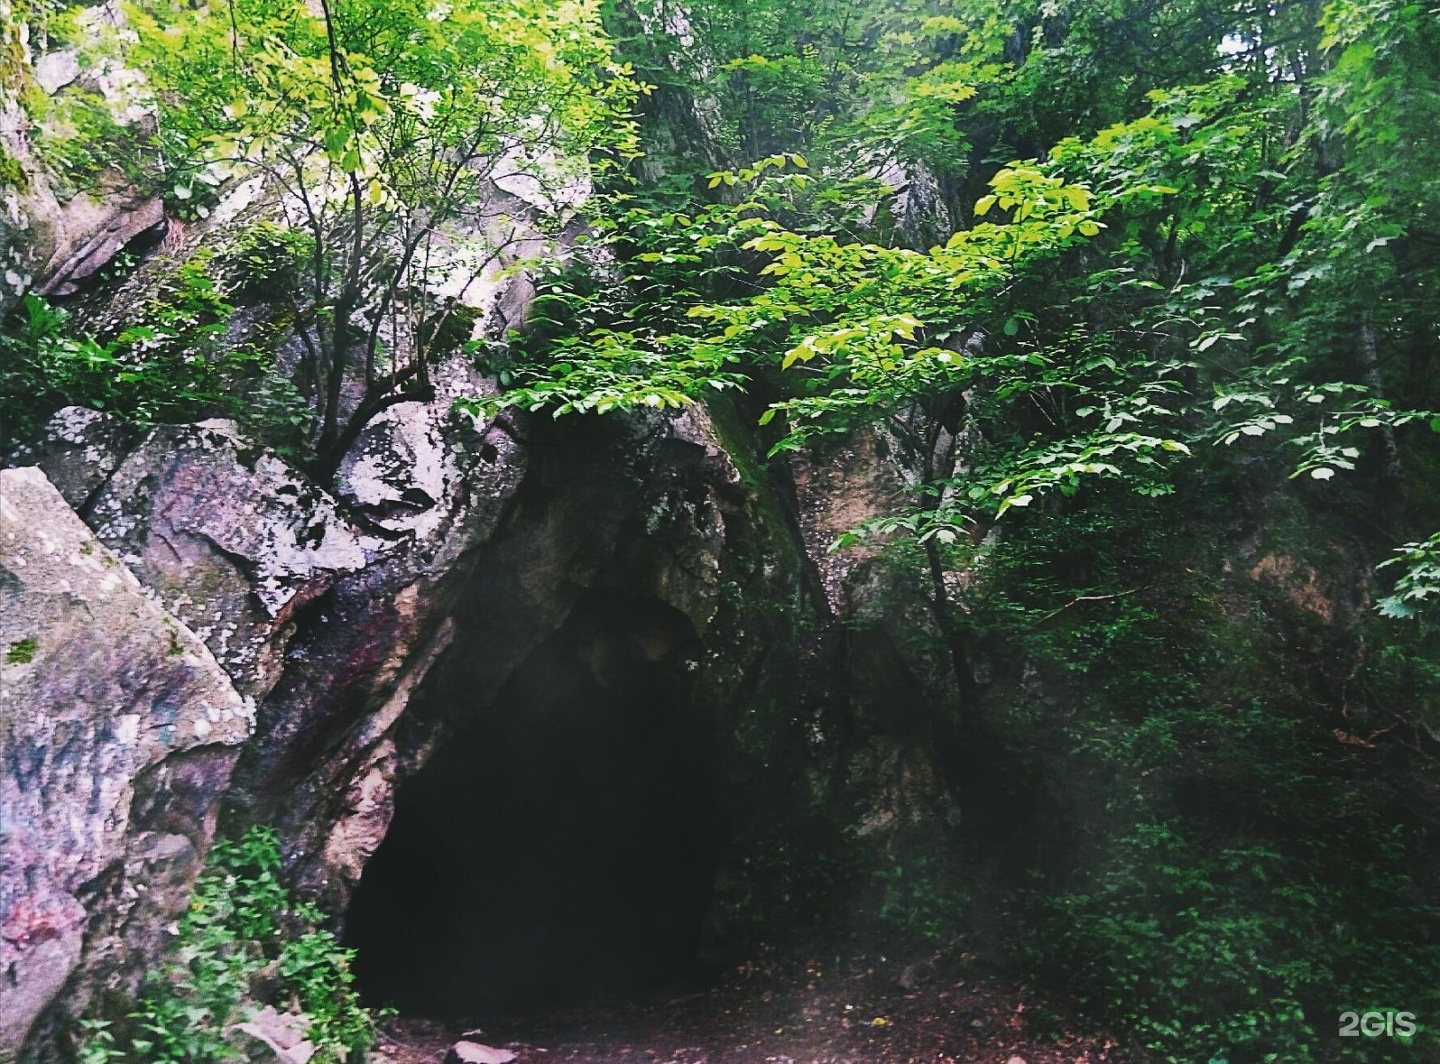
[0,466,252,1061]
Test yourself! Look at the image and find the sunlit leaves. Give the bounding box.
[124,0,641,458]
[1210,374,1439,481]
[459,329,745,420]
[1376,531,1440,619]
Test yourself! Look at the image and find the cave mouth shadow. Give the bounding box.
[343,594,725,1022]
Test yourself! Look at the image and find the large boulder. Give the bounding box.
[10,387,532,906]
[228,1006,317,1064]
[7,407,134,512]
[0,466,252,1062]
[446,1042,517,1064]
[85,419,386,698]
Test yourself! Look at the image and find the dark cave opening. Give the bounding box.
[343,594,726,1021]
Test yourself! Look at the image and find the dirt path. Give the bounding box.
[374,946,1123,1064]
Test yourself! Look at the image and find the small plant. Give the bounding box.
[0,269,311,453]
[1377,531,1440,620]
[0,146,27,190]
[82,826,376,1064]
[870,840,970,944]
[25,87,157,195]
[5,637,38,664]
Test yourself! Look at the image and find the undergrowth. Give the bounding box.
[0,260,311,455]
[969,493,1440,1063]
[79,826,377,1064]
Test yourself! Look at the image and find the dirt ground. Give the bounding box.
[373,943,1125,1064]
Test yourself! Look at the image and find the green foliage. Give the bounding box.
[867,830,970,944]
[14,0,1440,1057]
[84,826,375,1064]
[478,17,1440,1053]
[5,636,38,663]
[957,498,1440,1063]
[1028,817,1439,1063]
[0,265,311,452]
[212,223,316,304]
[24,85,154,194]
[0,146,26,189]
[1377,532,1440,620]
[126,0,641,467]
[605,0,1008,185]
[709,815,855,948]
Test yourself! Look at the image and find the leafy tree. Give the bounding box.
[474,0,1440,1056]
[127,0,641,474]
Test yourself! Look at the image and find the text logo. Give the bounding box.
[1339,1011,1417,1038]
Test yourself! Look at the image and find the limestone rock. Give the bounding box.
[34,193,166,298]
[446,1041,518,1064]
[335,357,524,569]
[86,420,384,697]
[7,406,134,511]
[32,51,80,96]
[0,467,251,1061]
[230,1006,316,1064]
[788,428,906,616]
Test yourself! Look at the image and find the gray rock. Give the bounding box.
[35,194,165,297]
[446,1041,518,1064]
[335,355,524,569]
[32,51,80,95]
[6,406,134,511]
[0,467,251,1061]
[230,1006,316,1064]
[0,0,58,320]
[86,420,384,697]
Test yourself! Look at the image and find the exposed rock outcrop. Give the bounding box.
[32,193,166,299]
[446,1042,518,1064]
[84,418,384,698]
[229,1006,317,1064]
[2,368,966,1061]
[0,466,252,1062]
[6,407,134,511]
[1,0,165,316]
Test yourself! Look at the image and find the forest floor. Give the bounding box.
[372,942,1125,1064]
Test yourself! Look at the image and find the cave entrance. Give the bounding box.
[343,593,725,1020]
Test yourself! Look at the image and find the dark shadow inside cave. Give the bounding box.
[343,593,725,1020]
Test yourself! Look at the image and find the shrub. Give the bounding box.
[0,268,311,454]
[81,826,377,1064]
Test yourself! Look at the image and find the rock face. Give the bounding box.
[229,1006,317,1064]
[0,1,166,317]
[0,318,963,1064]
[5,407,134,512]
[0,466,252,1062]
[84,418,383,698]
[32,193,166,299]
[1,366,965,1061]
[1,372,966,1054]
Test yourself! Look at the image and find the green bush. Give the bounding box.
[867,830,970,944]
[1024,814,1440,1063]
[0,262,311,453]
[81,826,377,1064]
